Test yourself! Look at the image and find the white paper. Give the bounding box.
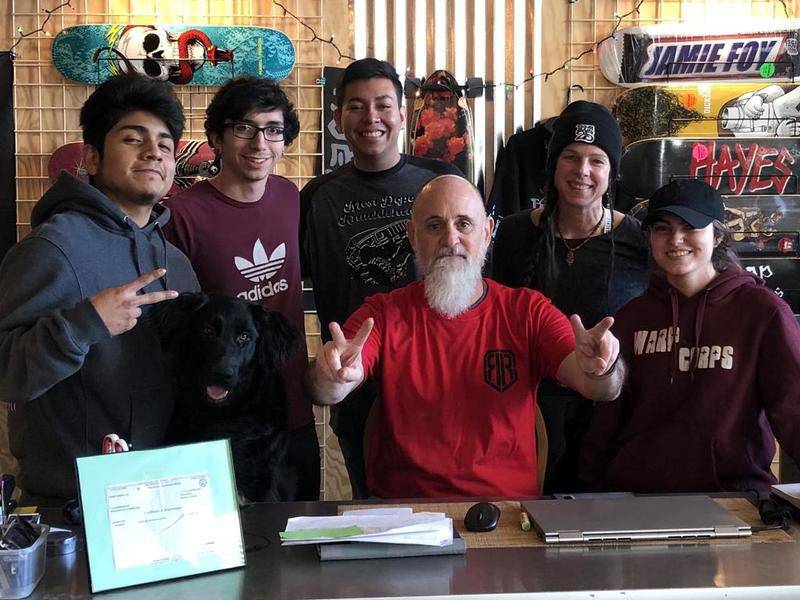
[772,483,800,508]
[106,473,237,570]
[340,507,413,517]
[281,509,453,547]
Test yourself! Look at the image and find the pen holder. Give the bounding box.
[0,524,49,599]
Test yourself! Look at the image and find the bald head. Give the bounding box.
[411,174,486,223]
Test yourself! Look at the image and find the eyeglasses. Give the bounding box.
[226,122,285,142]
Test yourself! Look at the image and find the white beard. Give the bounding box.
[421,244,487,318]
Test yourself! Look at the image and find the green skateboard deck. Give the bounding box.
[52,24,295,85]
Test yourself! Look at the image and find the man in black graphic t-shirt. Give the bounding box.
[301,58,461,497]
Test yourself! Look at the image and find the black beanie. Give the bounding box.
[546,101,623,177]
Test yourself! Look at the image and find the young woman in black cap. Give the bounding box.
[580,179,800,493]
[492,100,648,494]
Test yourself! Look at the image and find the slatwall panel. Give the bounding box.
[11,0,325,235]
[352,0,538,196]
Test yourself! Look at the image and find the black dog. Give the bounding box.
[150,293,301,502]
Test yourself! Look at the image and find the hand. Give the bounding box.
[318,318,374,384]
[90,268,178,335]
[742,94,765,118]
[776,119,799,137]
[570,314,619,376]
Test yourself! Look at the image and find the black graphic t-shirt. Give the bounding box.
[301,154,462,336]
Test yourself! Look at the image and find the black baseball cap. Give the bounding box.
[642,179,726,230]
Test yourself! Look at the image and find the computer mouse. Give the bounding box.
[464,501,501,532]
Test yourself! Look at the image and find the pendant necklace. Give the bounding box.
[555,209,605,267]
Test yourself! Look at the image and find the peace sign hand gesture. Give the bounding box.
[571,314,619,377]
[306,318,376,407]
[322,318,375,383]
[90,268,178,336]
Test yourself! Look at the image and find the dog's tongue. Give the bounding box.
[206,386,230,402]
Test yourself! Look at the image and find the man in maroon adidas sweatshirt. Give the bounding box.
[163,77,319,500]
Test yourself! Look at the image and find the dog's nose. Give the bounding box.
[211,365,237,384]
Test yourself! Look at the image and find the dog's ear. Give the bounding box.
[249,304,302,370]
[147,292,210,351]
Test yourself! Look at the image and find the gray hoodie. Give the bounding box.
[0,172,198,501]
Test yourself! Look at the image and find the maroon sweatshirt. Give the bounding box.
[581,267,800,493]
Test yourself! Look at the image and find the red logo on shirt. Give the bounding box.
[484,350,517,392]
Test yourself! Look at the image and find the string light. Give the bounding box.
[7,0,793,89]
[485,0,792,90]
[535,0,646,86]
[271,0,646,94]
[9,0,73,53]
[272,1,355,63]
[269,0,647,93]
[299,0,792,93]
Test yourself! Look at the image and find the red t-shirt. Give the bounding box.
[163,178,312,429]
[344,279,575,498]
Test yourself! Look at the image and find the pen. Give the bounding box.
[520,511,531,531]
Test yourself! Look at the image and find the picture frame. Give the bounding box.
[75,439,245,593]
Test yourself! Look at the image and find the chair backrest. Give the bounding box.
[535,404,548,495]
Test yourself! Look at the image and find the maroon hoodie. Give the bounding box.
[581,267,800,493]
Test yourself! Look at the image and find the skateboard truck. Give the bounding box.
[464,77,484,99]
[403,75,484,99]
[404,76,423,99]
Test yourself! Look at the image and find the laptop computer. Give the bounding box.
[522,495,752,544]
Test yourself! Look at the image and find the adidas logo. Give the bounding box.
[237,279,288,301]
[235,240,285,282]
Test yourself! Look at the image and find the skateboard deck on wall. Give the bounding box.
[48,140,218,196]
[740,257,800,311]
[52,25,295,85]
[619,137,800,199]
[731,231,799,256]
[725,195,800,255]
[629,195,800,257]
[613,83,800,145]
[599,21,800,87]
[407,70,475,183]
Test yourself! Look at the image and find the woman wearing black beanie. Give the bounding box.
[491,100,648,494]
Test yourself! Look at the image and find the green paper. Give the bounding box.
[280,525,363,540]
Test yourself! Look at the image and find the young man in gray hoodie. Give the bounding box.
[0,74,199,505]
